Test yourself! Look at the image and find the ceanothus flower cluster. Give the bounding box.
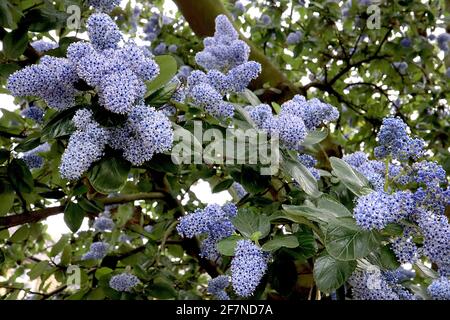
[346,117,450,281]
[231,240,269,297]
[7,56,79,110]
[109,273,140,292]
[59,109,109,180]
[30,40,58,53]
[22,143,50,169]
[88,0,121,14]
[286,31,302,45]
[298,154,320,180]
[207,275,230,300]
[232,182,247,199]
[247,95,338,151]
[108,104,173,166]
[93,213,115,232]
[82,241,109,260]
[374,117,425,161]
[349,269,416,300]
[21,104,44,123]
[176,203,237,260]
[185,15,261,118]
[8,11,175,180]
[427,277,450,300]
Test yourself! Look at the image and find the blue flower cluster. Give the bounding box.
[108,104,174,166]
[9,11,175,180]
[109,273,140,292]
[59,109,109,180]
[247,95,338,151]
[428,277,450,300]
[82,241,109,260]
[207,275,230,300]
[185,15,261,118]
[286,31,303,45]
[347,117,450,277]
[93,215,115,232]
[22,143,50,169]
[176,203,238,260]
[298,154,320,180]
[30,40,58,53]
[416,210,450,276]
[7,56,79,110]
[391,227,419,264]
[259,14,272,26]
[72,18,159,113]
[88,0,120,13]
[21,104,44,123]
[353,191,413,230]
[349,269,416,300]
[344,153,386,190]
[231,240,269,297]
[437,33,450,52]
[374,117,425,161]
[232,182,247,199]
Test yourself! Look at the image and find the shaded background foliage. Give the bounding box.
[0,0,448,300]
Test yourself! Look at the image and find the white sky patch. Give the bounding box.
[190,179,232,205]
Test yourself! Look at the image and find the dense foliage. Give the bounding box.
[0,0,449,300]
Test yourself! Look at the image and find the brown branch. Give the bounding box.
[0,192,166,229]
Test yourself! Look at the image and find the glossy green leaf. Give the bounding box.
[217,235,244,256]
[64,202,85,233]
[232,209,271,239]
[324,217,380,261]
[262,235,299,251]
[88,156,131,194]
[314,253,356,293]
[3,28,28,59]
[145,55,178,97]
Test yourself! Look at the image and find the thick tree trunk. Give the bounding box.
[173,0,300,103]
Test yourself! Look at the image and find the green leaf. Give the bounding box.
[95,267,113,280]
[21,7,67,32]
[148,277,177,299]
[242,89,262,106]
[14,136,42,153]
[0,1,17,29]
[88,156,131,194]
[10,225,30,242]
[313,253,356,293]
[0,184,15,216]
[145,55,178,97]
[212,179,234,193]
[28,261,51,280]
[283,204,338,225]
[50,235,69,257]
[240,166,270,194]
[64,202,85,233]
[0,249,5,264]
[324,217,380,261]
[0,148,10,164]
[301,128,329,146]
[7,158,34,194]
[282,158,321,198]
[217,235,244,256]
[262,235,299,251]
[41,107,78,140]
[77,197,103,213]
[3,28,28,59]
[317,196,352,217]
[232,209,271,239]
[329,157,371,196]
